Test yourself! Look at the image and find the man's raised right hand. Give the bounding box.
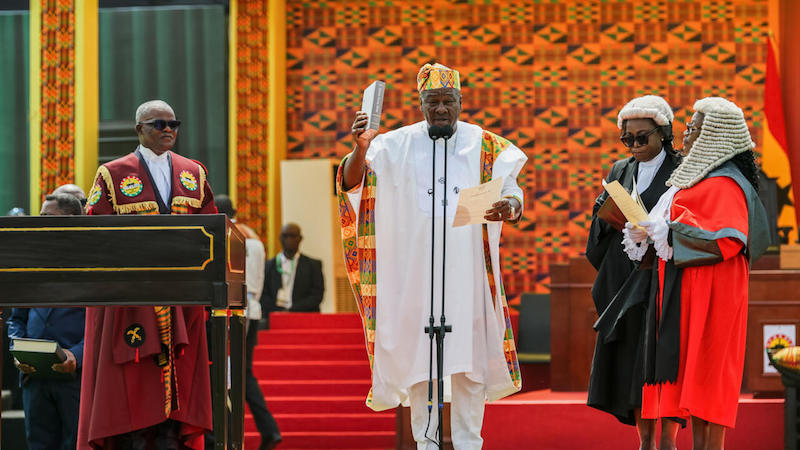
[352,111,379,154]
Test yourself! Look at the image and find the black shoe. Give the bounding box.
[259,435,282,450]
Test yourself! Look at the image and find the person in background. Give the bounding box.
[586,95,682,450]
[8,193,86,450]
[215,194,281,450]
[261,223,324,314]
[53,183,87,211]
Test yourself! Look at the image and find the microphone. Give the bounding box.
[428,124,454,140]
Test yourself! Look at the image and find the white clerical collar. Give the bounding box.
[639,148,666,168]
[138,145,171,162]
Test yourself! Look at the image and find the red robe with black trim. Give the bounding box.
[642,176,749,428]
[78,150,216,449]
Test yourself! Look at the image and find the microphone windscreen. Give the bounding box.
[428,124,454,140]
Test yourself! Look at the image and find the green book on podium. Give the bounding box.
[10,337,75,380]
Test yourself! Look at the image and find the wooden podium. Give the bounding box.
[0,214,247,449]
[549,254,800,395]
[746,260,800,395]
[549,257,597,391]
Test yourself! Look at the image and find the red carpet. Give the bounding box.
[250,313,784,449]
[248,312,394,449]
[482,390,783,450]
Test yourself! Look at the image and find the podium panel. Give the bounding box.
[0,214,247,449]
[549,257,596,391]
[0,214,243,308]
[747,267,800,394]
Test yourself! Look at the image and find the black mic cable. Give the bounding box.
[423,124,454,449]
[427,128,436,419]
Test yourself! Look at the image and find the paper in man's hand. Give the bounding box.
[453,177,504,227]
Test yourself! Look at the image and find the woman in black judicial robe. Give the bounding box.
[585,95,682,450]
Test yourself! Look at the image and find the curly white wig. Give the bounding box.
[617,95,674,129]
[667,97,755,189]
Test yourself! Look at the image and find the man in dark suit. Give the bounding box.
[261,223,325,316]
[8,193,86,450]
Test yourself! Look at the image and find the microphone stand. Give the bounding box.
[424,125,453,450]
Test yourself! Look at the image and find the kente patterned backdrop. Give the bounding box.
[284,0,768,296]
[236,2,270,240]
[40,0,76,197]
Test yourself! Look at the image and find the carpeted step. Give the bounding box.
[265,396,374,414]
[254,344,366,361]
[260,379,372,397]
[244,430,394,449]
[1,409,28,450]
[258,328,364,346]
[251,312,392,448]
[269,312,363,330]
[244,412,394,433]
[253,360,370,380]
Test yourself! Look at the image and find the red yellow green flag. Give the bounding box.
[762,32,796,243]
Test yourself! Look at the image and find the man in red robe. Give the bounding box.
[77,100,216,449]
[623,97,769,450]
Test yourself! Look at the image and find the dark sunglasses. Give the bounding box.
[620,127,659,148]
[139,119,181,131]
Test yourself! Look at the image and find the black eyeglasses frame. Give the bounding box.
[138,119,181,131]
[620,127,660,148]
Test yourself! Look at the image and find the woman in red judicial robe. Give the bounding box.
[78,100,216,449]
[622,97,769,450]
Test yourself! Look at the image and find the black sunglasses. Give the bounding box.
[139,119,181,131]
[620,127,659,148]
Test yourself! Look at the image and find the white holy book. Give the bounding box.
[360,80,386,130]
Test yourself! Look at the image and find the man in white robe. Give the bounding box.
[337,63,526,449]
